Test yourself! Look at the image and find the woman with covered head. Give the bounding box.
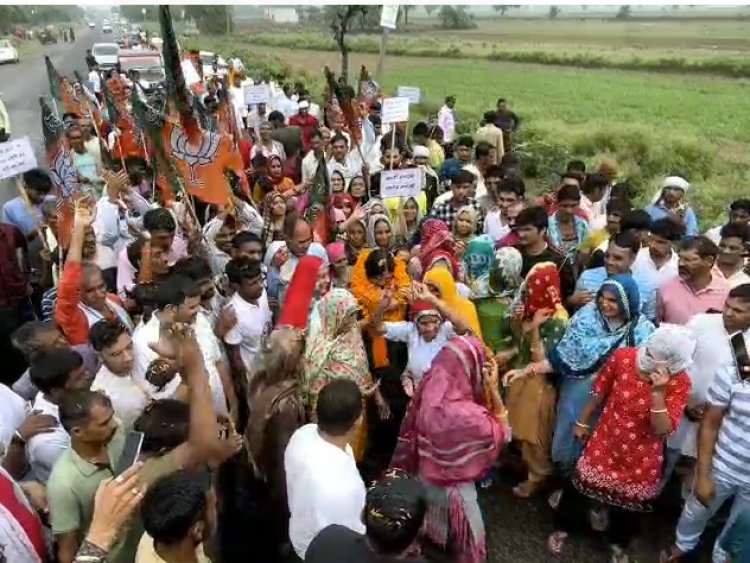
[300,288,389,461]
[392,196,422,247]
[392,335,509,563]
[423,266,482,340]
[503,262,569,498]
[414,218,462,282]
[366,213,394,251]
[246,256,319,558]
[508,274,655,474]
[547,324,694,561]
[260,191,289,246]
[252,154,296,203]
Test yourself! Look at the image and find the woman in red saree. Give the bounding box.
[392,335,508,563]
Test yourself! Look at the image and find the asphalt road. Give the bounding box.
[0,28,103,206]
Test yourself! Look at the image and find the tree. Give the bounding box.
[120,5,158,22]
[425,5,438,17]
[323,6,370,82]
[398,5,412,26]
[492,5,521,16]
[438,6,476,30]
[615,5,632,19]
[549,6,561,19]
[184,6,232,35]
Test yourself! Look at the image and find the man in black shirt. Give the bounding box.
[305,472,430,562]
[85,50,97,71]
[514,206,576,307]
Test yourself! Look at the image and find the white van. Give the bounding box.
[92,43,120,70]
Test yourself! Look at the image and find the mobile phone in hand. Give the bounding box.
[114,431,145,477]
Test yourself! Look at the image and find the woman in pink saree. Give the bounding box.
[391,335,508,563]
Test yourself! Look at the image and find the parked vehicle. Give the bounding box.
[102,23,113,34]
[88,22,95,30]
[0,40,19,64]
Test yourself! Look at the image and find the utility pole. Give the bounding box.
[226,5,232,36]
[375,5,399,84]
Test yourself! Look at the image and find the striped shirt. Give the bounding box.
[706,329,750,487]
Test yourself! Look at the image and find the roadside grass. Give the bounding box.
[186,37,750,225]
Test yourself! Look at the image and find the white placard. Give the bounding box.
[396,86,421,104]
[381,96,410,124]
[380,168,422,199]
[0,137,38,181]
[180,59,201,86]
[380,5,399,29]
[243,84,269,105]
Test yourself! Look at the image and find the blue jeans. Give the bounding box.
[674,472,750,562]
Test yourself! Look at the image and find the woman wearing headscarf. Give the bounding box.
[330,169,347,194]
[465,246,523,360]
[506,274,655,474]
[463,235,496,300]
[263,241,289,308]
[547,324,694,562]
[453,205,479,251]
[415,218,462,282]
[351,249,412,476]
[260,191,288,246]
[392,196,422,247]
[504,263,569,498]
[345,218,368,265]
[392,335,509,563]
[326,240,350,289]
[366,213,393,251]
[645,175,699,237]
[348,174,369,205]
[252,154,296,203]
[301,288,388,461]
[424,266,483,339]
[246,258,317,559]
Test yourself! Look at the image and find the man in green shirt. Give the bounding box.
[48,325,240,563]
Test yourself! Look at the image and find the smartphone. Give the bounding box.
[114,431,145,477]
[731,333,750,381]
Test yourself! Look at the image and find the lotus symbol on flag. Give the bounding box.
[43,112,64,137]
[170,127,220,184]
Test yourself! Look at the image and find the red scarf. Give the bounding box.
[0,471,46,560]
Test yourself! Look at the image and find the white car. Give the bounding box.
[102,24,113,34]
[0,40,19,64]
[92,42,120,70]
[88,22,95,29]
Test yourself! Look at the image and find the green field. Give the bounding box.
[187,18,750,225]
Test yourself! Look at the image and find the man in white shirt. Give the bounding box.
[229,73,249,130]
[274,83,299,120]
[87,65,102,96]
[632,216,683,286]
[301,127,329,185]
[27,348,91,482]
[437,96,456,144]
[89,319,149,431]
[223,257,272,382]
[285,379,366,559]
[132,275,203,401]
[328,133,363,185]
[716,223,750,288]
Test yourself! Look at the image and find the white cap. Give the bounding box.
[412,145,429,159]
[660,176,690,192]
[298,101,310,110]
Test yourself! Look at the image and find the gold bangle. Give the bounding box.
[650,408,668,414]
[575,420,589,429]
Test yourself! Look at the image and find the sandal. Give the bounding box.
[547,531,567,556]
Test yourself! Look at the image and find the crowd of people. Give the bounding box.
[0,25,749,563]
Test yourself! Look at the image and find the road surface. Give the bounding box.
[0,28,102,205]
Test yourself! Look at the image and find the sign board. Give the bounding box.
[396,86,421,104]
[0,137,38,181]
[380,168,422,199]
[381,96,410,124]
[380,5,399,29]
[180,59,201,87]
[244,84,270,105]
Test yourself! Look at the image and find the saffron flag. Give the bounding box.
[39,96,85,248]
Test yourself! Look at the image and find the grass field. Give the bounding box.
[187,18,750,224]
